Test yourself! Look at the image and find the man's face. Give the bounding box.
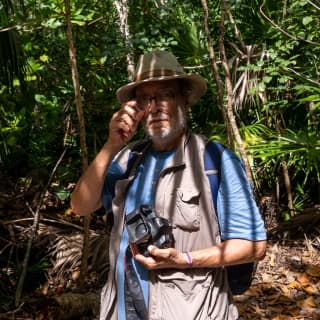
[135,80,188,149]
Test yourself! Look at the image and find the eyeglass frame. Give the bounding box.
[135,90,177,110]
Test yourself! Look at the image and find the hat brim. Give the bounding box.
[116,73,207,105]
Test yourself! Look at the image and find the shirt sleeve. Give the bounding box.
[101,160,125,212]
[217,148,267,241]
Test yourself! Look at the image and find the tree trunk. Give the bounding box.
[64,0,90,287]
[282,160,294,214]
[114,0,135,79]
[218,0,253,183]
[200,0,232,146]
[200,0,253,183]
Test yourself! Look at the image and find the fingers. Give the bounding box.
[147,245,169,258]
[117,102,143,126]
[109,100,145,145]
[132,245,184,270]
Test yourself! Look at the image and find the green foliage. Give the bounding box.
[0,0,319,218]
[250,129,319,179]
[248,127,319,212]
[0,0,26,90]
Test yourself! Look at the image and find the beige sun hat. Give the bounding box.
[116,50,207,104]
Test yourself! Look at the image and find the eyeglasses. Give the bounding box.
[136,91,176,109]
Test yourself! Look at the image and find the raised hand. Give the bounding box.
[108,100,145,150]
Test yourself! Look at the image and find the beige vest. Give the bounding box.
[99,133,239,320]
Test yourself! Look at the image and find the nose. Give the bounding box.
[148,96,157,104]
[148,97,160,113]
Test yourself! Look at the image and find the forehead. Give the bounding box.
[135,80,180,94]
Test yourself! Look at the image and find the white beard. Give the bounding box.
[144,105,186,146]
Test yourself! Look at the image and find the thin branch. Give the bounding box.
[0,242,13,255]
[283,67,320,87]
[64,0,90,289]
[0,23,29,32]
[3,303,25,317]
[200,0,233,147]
[260,1,320,46]
[200,0,224,105]
[14,148,67,306]
[219,0,253,183]
[25,201,35,217]
[1,217,84,231]
[306,0,320,11]
[227,10,246,51]
[183,63,212,70]
[228,42,244,56]
[87,16,104,26]
[0,16,104,33]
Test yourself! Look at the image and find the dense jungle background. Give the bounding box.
[0,0,319,319]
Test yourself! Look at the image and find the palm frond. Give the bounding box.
[249,128,320,183]
[231,45,268,110]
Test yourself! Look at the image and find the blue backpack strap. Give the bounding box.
[124,140,150,178]
[98,140,150,216]
[204,141,225,211]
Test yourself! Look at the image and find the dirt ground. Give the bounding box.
[1,238,319,320]
[236,237,320,320]
[0,177,319,319]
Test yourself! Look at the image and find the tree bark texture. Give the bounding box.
[282,160,294,214]
[218,0,253,183]
[200,0,232,145]
[64,0,90,287]
[114,0,135,79]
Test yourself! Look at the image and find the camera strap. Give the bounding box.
[125,246,148,320]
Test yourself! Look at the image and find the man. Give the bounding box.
[71,50,267,320]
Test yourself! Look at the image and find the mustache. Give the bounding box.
[146,115,169,125]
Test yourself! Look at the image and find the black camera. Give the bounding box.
[125,205,174,256]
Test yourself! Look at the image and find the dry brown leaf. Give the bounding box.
[297,272,311,285]
[250,304,266,314]
[243,286,263,296]
[306,265,320,277]
[302,284,318,295]
[269,252,277,267]
[268,292,282,304]
[287,281,302,289]
[261,283,274,291]
[270,313,291,319]
[287,307,304,317]
[262,272,274,283]
[278,294,295,305]
[297,296,317,309]
[279,284,291,295]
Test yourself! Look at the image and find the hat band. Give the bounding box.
[135,69,185,81]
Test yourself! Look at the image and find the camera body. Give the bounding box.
[125,205,174,256]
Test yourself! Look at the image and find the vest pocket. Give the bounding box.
[151,270,214,320]
[164,188,200,231]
